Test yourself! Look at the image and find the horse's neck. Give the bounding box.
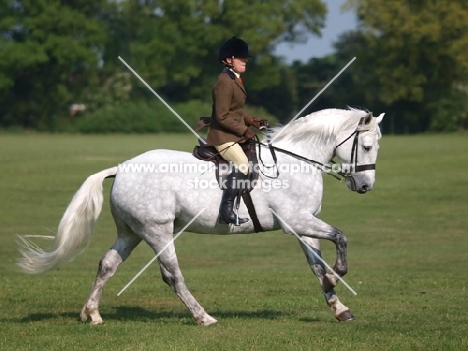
[274,137,335,165]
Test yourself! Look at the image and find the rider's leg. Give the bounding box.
[215,142,249,225]
[215,142,249,176]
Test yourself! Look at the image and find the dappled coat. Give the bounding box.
[206,68,254,145]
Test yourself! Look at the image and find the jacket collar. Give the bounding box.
[222,67,246,94]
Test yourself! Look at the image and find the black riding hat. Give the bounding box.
[219,37,252,63]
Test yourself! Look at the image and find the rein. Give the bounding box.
[255,117,376,182]
[253,138,346,182]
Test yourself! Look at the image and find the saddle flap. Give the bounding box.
[193,140,260,187]
[192,145,231,188]
[193,144,219,161]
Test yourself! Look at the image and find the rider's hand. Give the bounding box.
[250,118,267,130]
[243,128,256,139]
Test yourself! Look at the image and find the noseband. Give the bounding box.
[335,117,376,176]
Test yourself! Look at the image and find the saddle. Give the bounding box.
[193,140,259,188]
[193,119,264,232]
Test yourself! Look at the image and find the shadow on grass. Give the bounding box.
[100,306,313,323]
[8,312,79,323]
[8,306,320,324]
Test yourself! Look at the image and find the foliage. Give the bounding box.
[107,0,327,120]
[0,0,109,130]
[343,0,468,132]
[429,86,468,131]
[0,0,326,130]
[289,55,355,119]
[74,100,277,133]
[284,0,468,133]
[1,0,468,133]
[75,100,207,133]
[1,133,468,350]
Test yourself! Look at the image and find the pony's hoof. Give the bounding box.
[90,319,104,325]
[80,307,103,325]
[80,308,88,322]
[197,314,219,326]
[335,310,355,322]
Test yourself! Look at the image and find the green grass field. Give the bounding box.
[1,133,467,350]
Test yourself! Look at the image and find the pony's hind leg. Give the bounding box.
[158,262,217,326]
[81,228,141,325]
[142,225,218,326]
[299,236,355,322]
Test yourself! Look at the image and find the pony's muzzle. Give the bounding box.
[346,176,372,194]
[357,184,370,194]
[346,176,357,192]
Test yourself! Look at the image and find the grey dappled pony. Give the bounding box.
[17,108,384,325]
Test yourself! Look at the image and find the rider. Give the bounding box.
[206,36,266,225]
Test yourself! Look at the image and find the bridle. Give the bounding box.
[255,116,377,183]
[335,116,376,176]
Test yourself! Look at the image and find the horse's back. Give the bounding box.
[126,148,195,164]
[110,148,217,227]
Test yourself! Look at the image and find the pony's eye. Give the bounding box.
[363,146,371,152]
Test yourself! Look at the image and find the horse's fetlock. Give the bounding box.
[312,263,325,278]
[323,273,337,292]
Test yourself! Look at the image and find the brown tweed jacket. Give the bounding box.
[206,68,254,146]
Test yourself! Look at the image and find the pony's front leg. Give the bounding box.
[299,237,355,322]
[278,212,348,277]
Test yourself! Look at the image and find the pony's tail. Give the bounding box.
[17,167,118,274]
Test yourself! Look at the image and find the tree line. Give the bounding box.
[1,0,467,133]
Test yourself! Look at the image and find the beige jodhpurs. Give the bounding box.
[215,142,249,175]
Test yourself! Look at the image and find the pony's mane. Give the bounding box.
[267,108,378,146]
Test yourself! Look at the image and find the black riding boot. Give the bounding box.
[219,171,249,225]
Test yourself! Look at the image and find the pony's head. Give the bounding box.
[266,108,385,194]
[334,111,385,193]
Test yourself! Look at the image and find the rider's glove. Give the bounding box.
[243,128,256,139]
[250,118,268,130]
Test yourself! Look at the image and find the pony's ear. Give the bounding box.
[364,112,373,125]
[375,113,385,124]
